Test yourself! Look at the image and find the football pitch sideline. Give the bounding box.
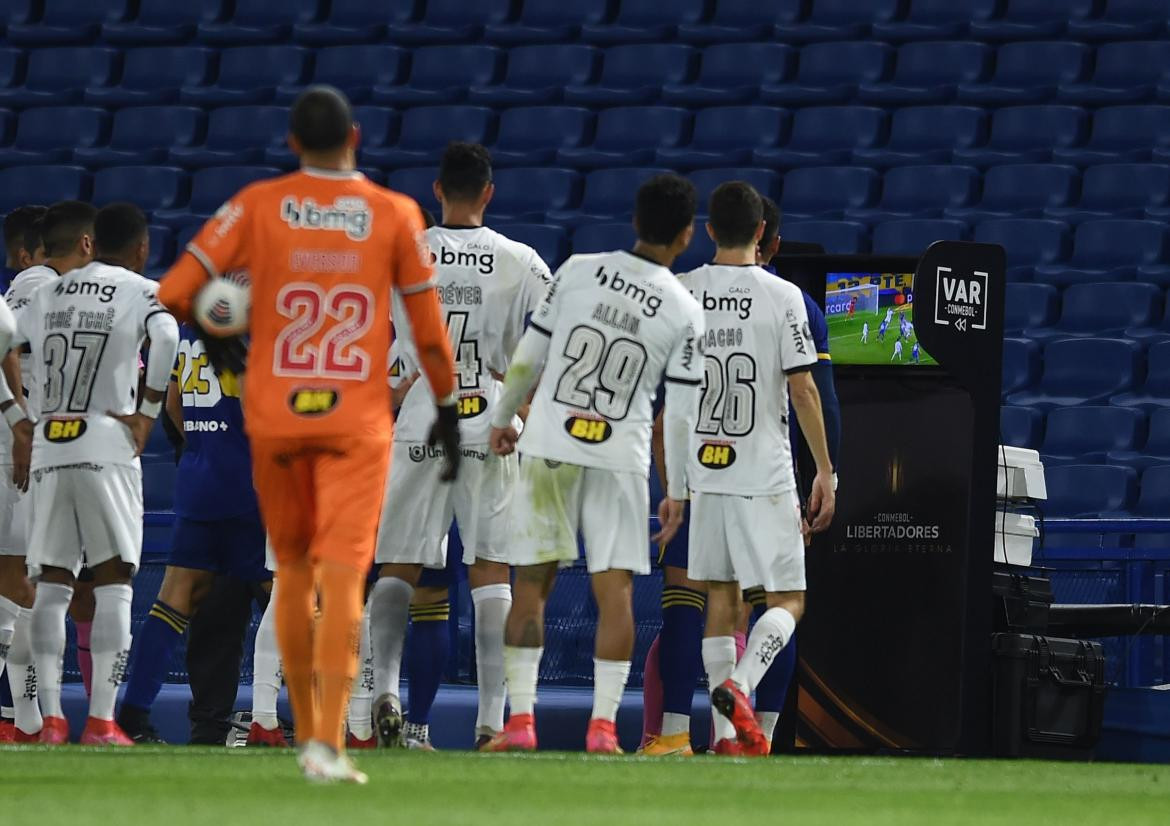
[3,747,1169,826]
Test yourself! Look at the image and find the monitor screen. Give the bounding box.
[825,271,937,366]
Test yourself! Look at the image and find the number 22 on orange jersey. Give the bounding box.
[274,281,375,380]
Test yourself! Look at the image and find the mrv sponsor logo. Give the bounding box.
[934,266,987,333]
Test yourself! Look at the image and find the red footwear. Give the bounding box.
[80,718,133,747]
[39,716,69,745]
[346,731,376,749]
[711,680,768,756]
[0,720,13,742]
[480,713,536,752]
[713,738,744,756]
[585,718,623,754]
[14,726,41,743]
[246,722,289,748]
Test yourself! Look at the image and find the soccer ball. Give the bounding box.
[194,272,250,337]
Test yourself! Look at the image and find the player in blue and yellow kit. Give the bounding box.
[116,320,276,743]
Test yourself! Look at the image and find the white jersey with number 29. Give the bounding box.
[518,250,705,476]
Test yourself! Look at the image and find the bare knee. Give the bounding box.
[468,559,509,589]
[663,564,706,593]
[157,566,215,616]
[90,559,132,588]
[704,582,740,636]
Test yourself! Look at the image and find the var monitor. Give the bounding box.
[825,271,937,367]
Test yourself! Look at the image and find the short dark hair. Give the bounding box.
[290,85,353,153]
[437,142,492,203]
[634,173,696,246]
[760,195,781,250]
[94,202,148,257]
[420,207,436,229]
[4,204,46,255]
[708,182,763,248]
[41,201,98,258]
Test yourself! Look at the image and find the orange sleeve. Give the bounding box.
[157,254,210,323]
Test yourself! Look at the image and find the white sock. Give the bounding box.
[30,582,73,719]
[730,607,796,695]
[503,646,542,717]
[591,658,631,723]
[369,576,412,702]
[662,711,690,738]
[347,604,374,740]
[757,711,780,743]
[90,583,132,722]
[471,583,511,736]
[251,582,282,730]
[8,607,40,734]
[0,594,21,673]
[702,635,737,744]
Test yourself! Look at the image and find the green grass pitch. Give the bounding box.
[5,746,1170,826]
[826,309,938,367]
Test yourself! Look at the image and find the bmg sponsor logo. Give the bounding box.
[281,196,371,241]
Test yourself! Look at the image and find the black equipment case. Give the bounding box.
[992,570,1053,634]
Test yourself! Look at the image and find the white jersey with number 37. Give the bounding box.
[518,250,705,475]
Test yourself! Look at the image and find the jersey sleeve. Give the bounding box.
[390,199,436,295]
[780,286,818,375]
[186,189,255,278]
[529,258,571,337]
[509,245,551,348]
[664,297,705,387]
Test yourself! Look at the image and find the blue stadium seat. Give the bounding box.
[168,106,288,168]
[662,43,795,106]
[1134,466,1170,526]
[92,165,187,214]
[142,459,178,512]
[657,106,789,168]
[1066,0,1169,41]
[773,0,901,43]
[371,46,503,106]
[493,223,568,269]
[385,167,440,215]
[871,0,999,42]
[1109,412,1170,470]
[1045,164,1170,224]
[674,219,718,273]
[7,0,128,45]
[142,407,175,453]
[753,106,886,168]
[0,165,88,212]
[676,0,802,44]
[146,223,174,270]
[689,168,781,216]
[946,164,1078,223]
[276,46,408,104]
[555,107,691,169]
[781,220,869,254]
[154,165,280,228]
[0,0,35,32]
[1032,282,1163,342]
[180,45,309,106]
[572,222,634,256]
[1004,282,1060,333]
[973,219,1071,281]
[103,0,224,45]
[952,105,1088,167]
[364,106,497,167]
[469,45,600,107]
[0,106,108,166]
[846,165,980,223]
[1113,341,1170,410]
[384,0,512,45]
[1001,337,1041,393]
[854,106,987,168]
[1000,404,1044,449]
[488,107,593,167]
[969,0,1084,41]
[291,0,415,46]
[483,0,610,46]
[1005,338,1142,409]
[1053,105,1170,166]
[779,166,881,221]
[858,41,992,106]
[1043,464,1137,517]
[579,0,708,45]
[870,219,967,254]
[488,168,581,223]
[0,108,14,145]
[957,41,1091,105]
[0,47,118,107]
[1042,407,1146,465]
[196,0,321,46]
[760,41,893,106]
[547,167,672,227]
[0,49,22,95]
[1033,220,1169,287]
[85,47,214,107]
[74,105,204,167]
[564,44,696,106]
[1057,41,1170,105]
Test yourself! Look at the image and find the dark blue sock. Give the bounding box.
[0,670,12,717]
[406,601,449,726]
[751,596,796,713]
[659,587,705,716]
[121,601,189,713]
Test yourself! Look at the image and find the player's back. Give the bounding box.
[679,264,815,496]
[6,264,60,420]
[520,250,702,475]
[393,224,548,445]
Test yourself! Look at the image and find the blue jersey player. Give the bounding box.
[912,341,921,364]
[116,321,278,744]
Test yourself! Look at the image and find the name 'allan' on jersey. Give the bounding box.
[392,225,550,445]
[518,250,704,476]
[679,264,817,496]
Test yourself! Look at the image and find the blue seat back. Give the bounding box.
[1078,164,1170,209]
[787,106,886,150]
[610,0,708,25]
[22,46,118,90]
[418,0,512,25]
[495,106,593,150]
[889,41,991,84]
[93,165,186,211]
[1004,282,1059,330]
[898,0,998,23]
[592,107,691,151]
[877,165,980,209]
[501,45,600,88]
[988,41,1090,85]
[109,105,204,150]
[782,166,881,213]
[396,106,496,150]
[573,222,635,255]
[1145,409,1170,455]
[579,167,672,213]
[121,47,213,91]
[39,0,128,25]
[227,0,318,26]
[795,41,893,84]
[314,46,408,88]
[352,106,399,147]
[1137,465,1170,516]
[1039,338,1141,395]
[1045,464,1137,516]
[0,165,87,211]
[974,219,1070,265]
[513,0,610,26]
[690,168,782,206]
[1070,220,1168,267]
[1000,405,1044,449]
[1002,336,1041,392]
[980,164,1079,210]
[13,106,107,149]
[491,168,581,214]
[1043,406,1145,456]
[985,105,1087,149]
[781,220,868,253]
[1059,282,1163,330]
[871,219,966,254]
[322,0,415,25]
[804,0,901,24]
[885,105,986,150]
[406,46,503,89]
[1090,41,1170,85]
[202,106,288,149]
[386,167,439,212]
[495,223,567,269]
[687,106,789,150]
[1085,105,1170,149]
[695,43,794,87]
[595,44,696,87]
[187,166,279,212]
[215,46,309,90]
[135,0,224,25]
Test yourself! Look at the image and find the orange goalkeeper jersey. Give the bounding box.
[159,167,454,441]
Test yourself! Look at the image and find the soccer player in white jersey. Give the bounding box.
[678,183,835,756]
[892,338,904,361]
[861,321,869,343]
[11,203,179,745]
[369,142,550,749]
[485,173,705,754]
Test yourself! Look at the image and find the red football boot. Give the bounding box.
[480,713,537,753]
[585,718,623,754]
[38,716,69,745]
[712,738,744,756]
[246,721,289,747]
[346,731,376,749]
[710,680,768,757]
[0,720,14,742]
[80,717,134,746]
[13,726,41,743]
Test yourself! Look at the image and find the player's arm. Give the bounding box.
[656,309,705,545]
[812,360,841,473]
[111,308,181,457]
[158,193,252,322]
[489,325,551,457]
[789,371,834,533]
[1,303,32,491]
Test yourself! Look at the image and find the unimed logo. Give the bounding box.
[934,266,988,333]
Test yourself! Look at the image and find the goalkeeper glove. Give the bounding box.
[427,402,460,483]
[192,322,248,377]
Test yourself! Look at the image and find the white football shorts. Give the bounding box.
[508,454,650,575]
[376,442,518,568]
[26,462,142,580]
[0,464,30,556]
[687,489,805,592]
